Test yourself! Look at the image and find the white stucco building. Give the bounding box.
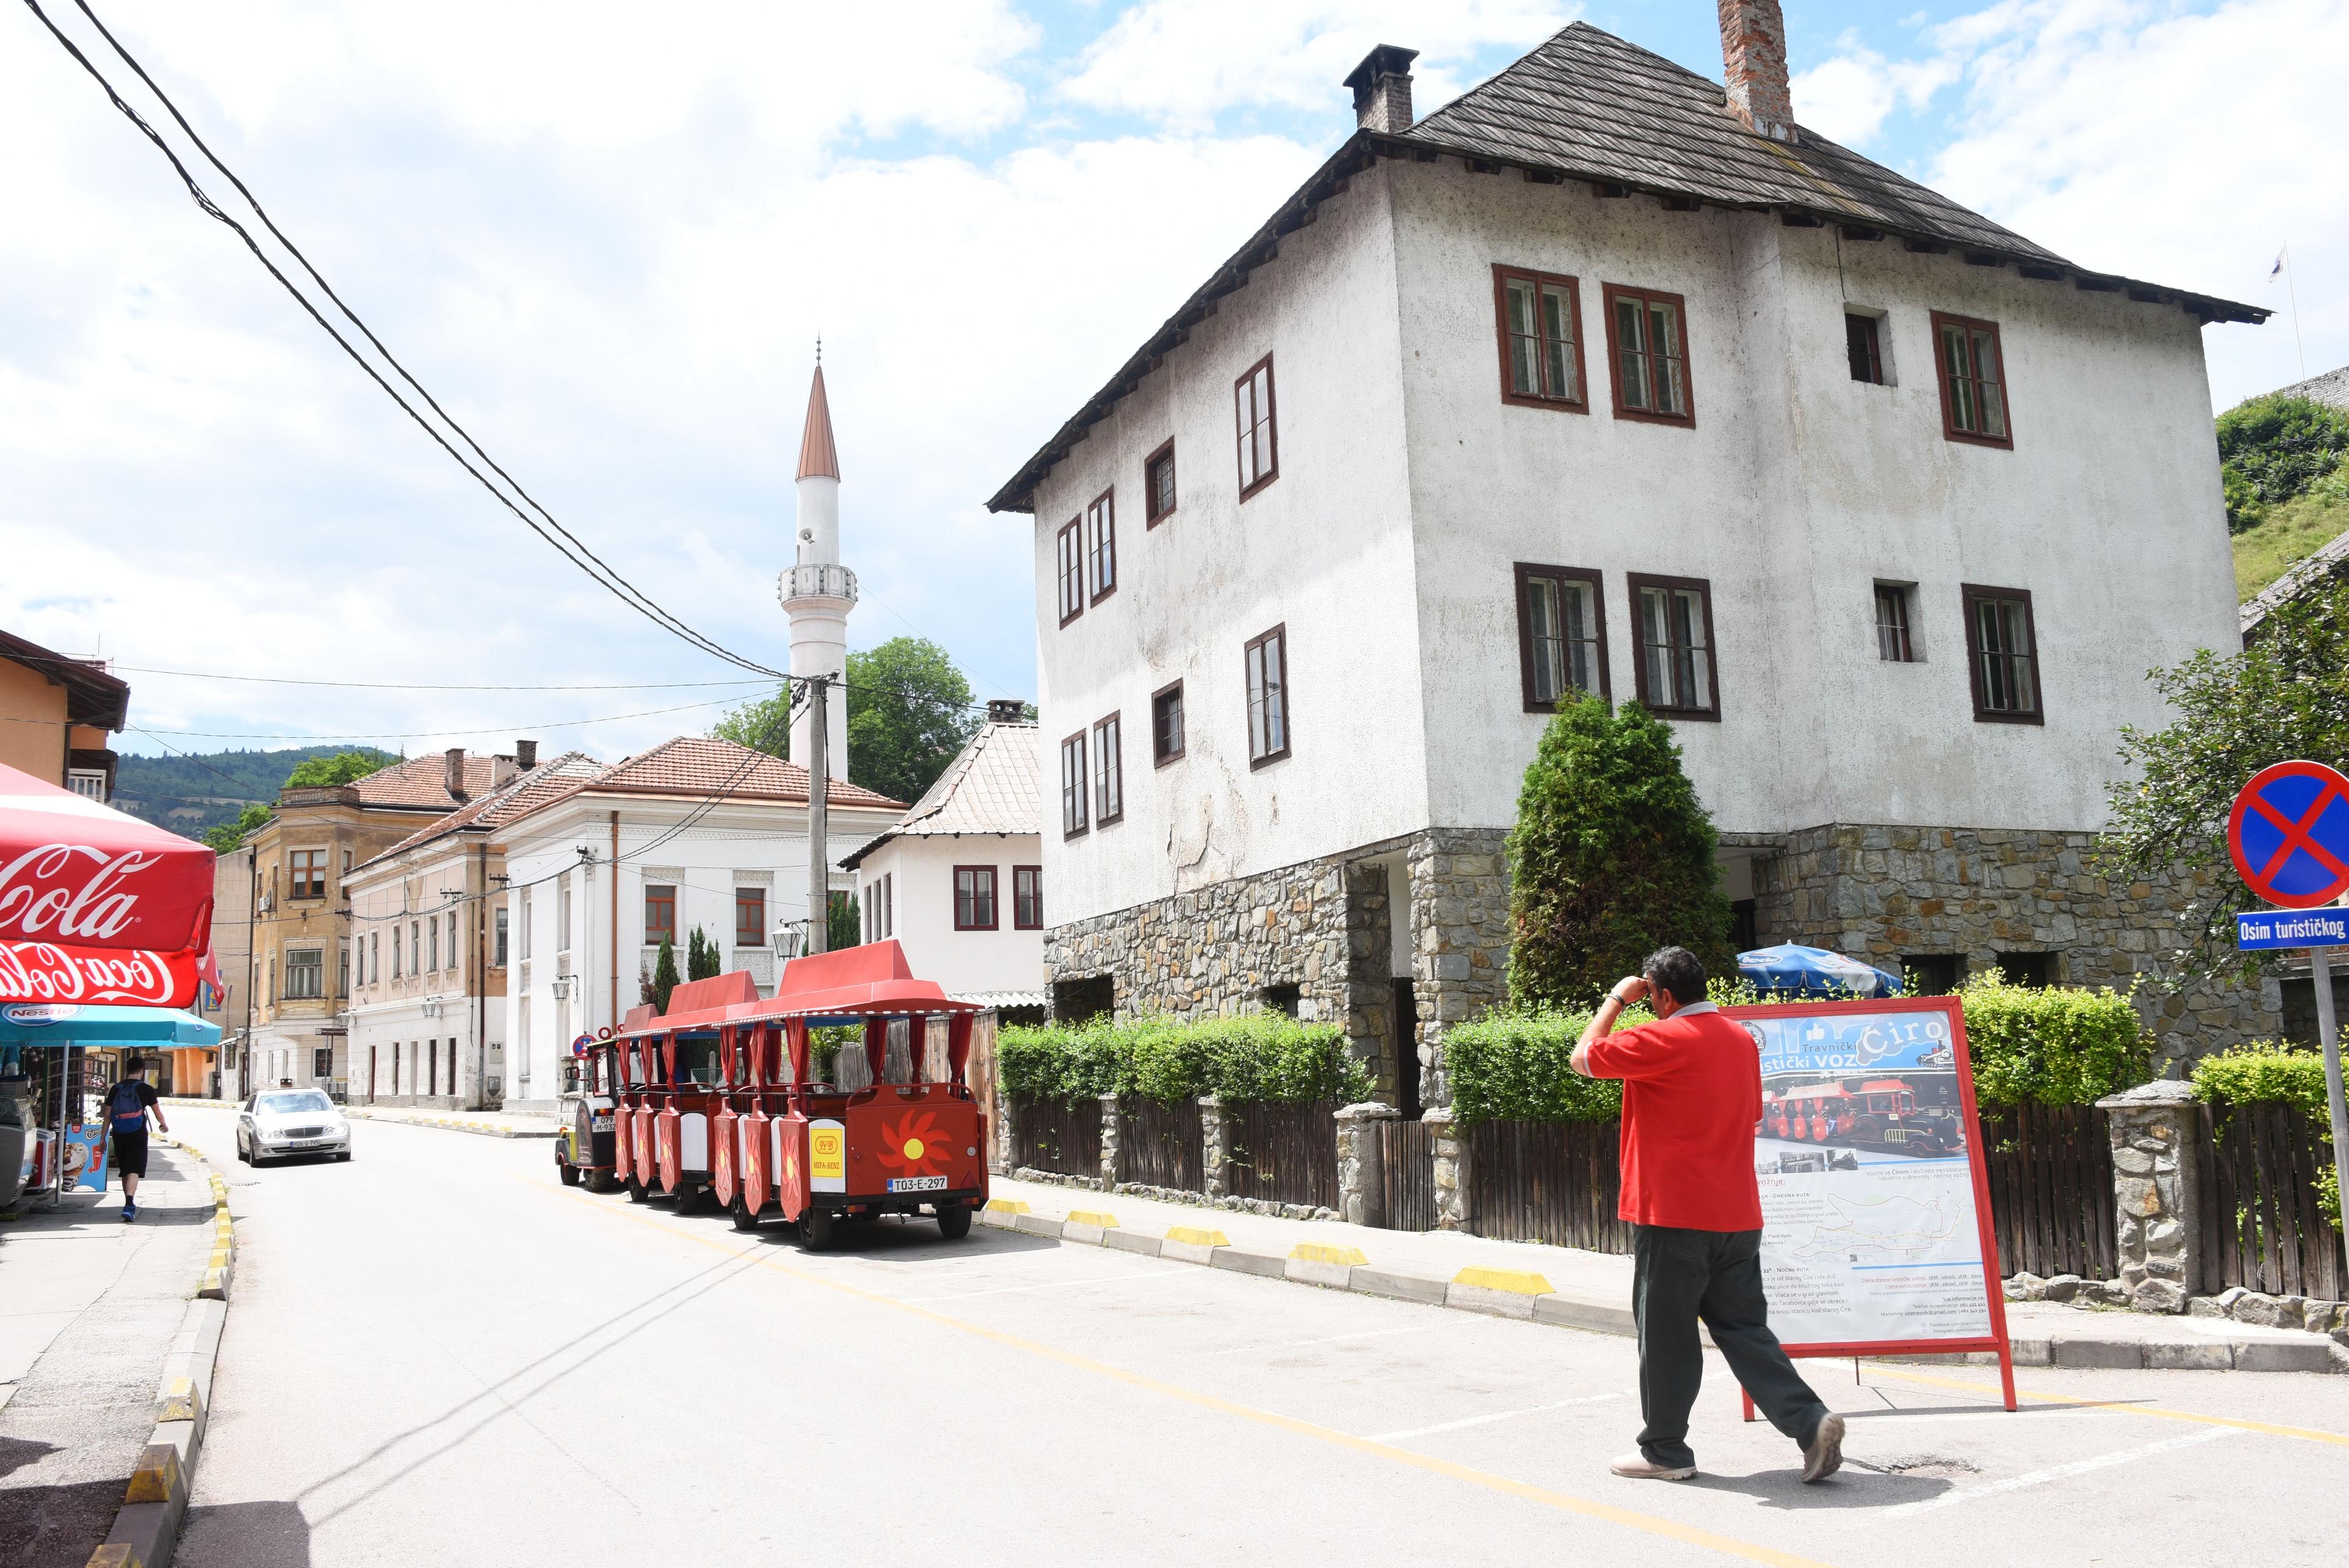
[842,704,1045,1019]
[986,10,2273,1099]
[498,738,902,1113]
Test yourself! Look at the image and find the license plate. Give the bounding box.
[592,1115,614,1131]
[886,1175,948,1193]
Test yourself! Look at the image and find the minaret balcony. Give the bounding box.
[778,563,859,608]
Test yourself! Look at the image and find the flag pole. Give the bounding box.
[2283,241,2307,380]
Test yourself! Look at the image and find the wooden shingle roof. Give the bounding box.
[985,20,2265,514]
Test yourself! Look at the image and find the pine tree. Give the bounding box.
[651,932,681,1014]
[688,926,720,981]
[1505,694,1734,1009]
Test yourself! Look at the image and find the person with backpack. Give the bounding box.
[106,1058,168,1222]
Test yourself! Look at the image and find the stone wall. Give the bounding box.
[1043,828,1512,1110]
[1747,823,2276,1068]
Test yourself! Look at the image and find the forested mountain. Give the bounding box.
[112,745,401,838]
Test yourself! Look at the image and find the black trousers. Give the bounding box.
[1631,1224,1827,1469]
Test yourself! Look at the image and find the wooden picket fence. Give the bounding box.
[1122,1096,1205,1193]
[1975,1102,2118,1281]
[1376,1116,1439,1231]
[1225,1099,1341,1211]
[1465,1119,1633,1254]
[1010,1095,1100,1180]
[2197,1102,2345,1301]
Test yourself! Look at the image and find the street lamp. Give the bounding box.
[776,920,808,960]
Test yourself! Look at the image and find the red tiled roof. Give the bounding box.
[360,752,604,866]
[581,736,903,810]
[351,754,502,810]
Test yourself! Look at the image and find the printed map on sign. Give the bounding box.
[1729,1003,1995,1348]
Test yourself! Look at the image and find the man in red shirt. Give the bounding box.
[1572,946,1842,1483]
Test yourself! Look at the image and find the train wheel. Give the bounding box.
[730,1197,760,1232]
[558,1159,582,1187]
[803,1208,836,1252]
[626,1176,650,1203]
[936,1203,973,1241]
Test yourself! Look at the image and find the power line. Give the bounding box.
[28,0,788,681]
[4,651,776,693]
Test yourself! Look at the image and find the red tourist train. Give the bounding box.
[554,940,989,1247]
[1760,1077,1965,1156]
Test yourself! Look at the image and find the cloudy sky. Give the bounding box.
[3,0,2337,764]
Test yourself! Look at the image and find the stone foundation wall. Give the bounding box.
[1748,823,2276,1068]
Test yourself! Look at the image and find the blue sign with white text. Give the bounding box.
[2237,908,2349,951]
[1740,1010,1956,1079]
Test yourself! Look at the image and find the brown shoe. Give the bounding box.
[1801,1414,1846,1483]
[1610,1451,1697,1481]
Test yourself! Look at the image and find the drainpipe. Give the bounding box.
[475,842,487,1110]
[609,812,620,1034]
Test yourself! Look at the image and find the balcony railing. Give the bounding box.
[778,563,859,606]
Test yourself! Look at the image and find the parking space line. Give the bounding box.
[562,1190,1841,1568]
[1861,1366,2349,1448]
[1371,1393,1622,1443]
[1872,1427,2239,1518]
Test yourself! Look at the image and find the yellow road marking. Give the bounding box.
[551,1181,1836,1568]
[1861,1365,2349,1448]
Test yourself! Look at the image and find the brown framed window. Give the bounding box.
[288,848,326,899]
[1151,680,1186,765]
[1055,518,1083,625]
[1515,564,1608,710]
[1628,574,1718,719]
[1602,284,1693,423]
[1145,440,1177,527]
[735,886,766,947]
[1932,312,2011,447]
[644,883,677,947]
[1087,489,1117,603]
[1014,866,1044,931]
[1875,584,1918,662]
[1961,584,2042,723]
[1245,624,1291,765]
[1059,730,1089,837]
[1091,712,1123,825]
[1493,265,1587,409]
[284,946,323,1000]
[1235,355,1277,499]
[1846,312,1885,384]
[953,866,998,931]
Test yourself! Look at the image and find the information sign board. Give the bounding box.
[2237,908,2349,951]
[1723,997,2014,1406]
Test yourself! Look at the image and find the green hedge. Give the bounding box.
[998,1015,1371,1106]
[1446,975,2150,1124]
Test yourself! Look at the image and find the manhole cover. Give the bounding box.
[1877,1454,1980,1480]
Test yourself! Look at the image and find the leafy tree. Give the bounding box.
[650,932,681,1014]
[845,637,980,804]
[711,686,793,759]
[2098,574,2349,981]
[2217,393,2349,533]
[283,749,395,789]
[201,801,273,853]
[686,925,720,981]
[1504,694,1734,1010]
[828,890,859,953]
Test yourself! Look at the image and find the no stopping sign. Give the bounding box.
[2228,759,2349,909]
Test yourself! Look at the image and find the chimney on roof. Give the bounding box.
[1718,0,1798,143]
[1344,44,1419,134]
[516,738,538,770]
[492,754,518,789]
[986,699,1028,724]
[444,746,469,803]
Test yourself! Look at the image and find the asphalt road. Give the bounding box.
[170,1105,2348,1568]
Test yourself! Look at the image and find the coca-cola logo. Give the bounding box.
[0,940,179,1005]
[0,845,159,942]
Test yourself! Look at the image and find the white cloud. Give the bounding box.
[1059,0,1576,130]
[1789,32,1959,148]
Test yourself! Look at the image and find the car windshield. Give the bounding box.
[258,1091,332,1115]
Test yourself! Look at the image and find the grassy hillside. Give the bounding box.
[2233,489,2349,603]
[112,745,401,838]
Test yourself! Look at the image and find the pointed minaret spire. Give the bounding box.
[796,361,841,482]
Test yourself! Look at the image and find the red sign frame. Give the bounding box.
[1721,995,2017,1414]
[2228,759,2349,910]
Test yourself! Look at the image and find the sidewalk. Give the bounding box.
[344,1105,557,1139]
[985,1175,2349,1376]
[0,1140,218,1567]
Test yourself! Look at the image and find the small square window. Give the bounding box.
[735,886,766,948]
[1493,265,1587,409]
[1515,563,1608,710]
[1996,951,2058,989]
[1145,441,1176,527]
[1961,584,2043,723]
[1151,680,1186,766]
[954,866,998,932]
[644,884,677,947]
[1875,583,1918,663]
[1603,284,1694,424]
[1932,311,2012,447]
[1628,574,1719,719]
[1846,311,1886,385]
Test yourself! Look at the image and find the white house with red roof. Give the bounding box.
[496,737,902,1114]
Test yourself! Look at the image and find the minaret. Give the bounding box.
[779,356,855,779]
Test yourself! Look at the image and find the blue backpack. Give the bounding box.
[108,1080,147,1136]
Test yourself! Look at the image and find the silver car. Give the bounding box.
[237,1089,352,1165]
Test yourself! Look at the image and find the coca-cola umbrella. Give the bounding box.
[0,760,217,1009]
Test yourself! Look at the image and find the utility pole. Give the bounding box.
[806,675,829,956]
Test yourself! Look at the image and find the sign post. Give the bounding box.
[2226,759,2349,1213]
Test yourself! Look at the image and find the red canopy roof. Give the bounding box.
[0,760,216,1008]
[616,940,982,1039]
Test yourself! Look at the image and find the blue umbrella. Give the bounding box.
[1735,943,1904,999]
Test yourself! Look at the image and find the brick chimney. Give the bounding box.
[515,738,538,770]
[1344,44,1419,134]
[443,746,469,803]
[985,699,1028,724]
[1718,0,1797,143]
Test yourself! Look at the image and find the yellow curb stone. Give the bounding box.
[155,1377,201,1424]
[1066,1210,1119,1229]
[86,1545,144,1568]
[1291,1243,1370,1266]
[982,1198,1030,1215]
[124,1442,182,1504]
[1166,1227,1231,1248]
[1452,1266,1553,1295]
